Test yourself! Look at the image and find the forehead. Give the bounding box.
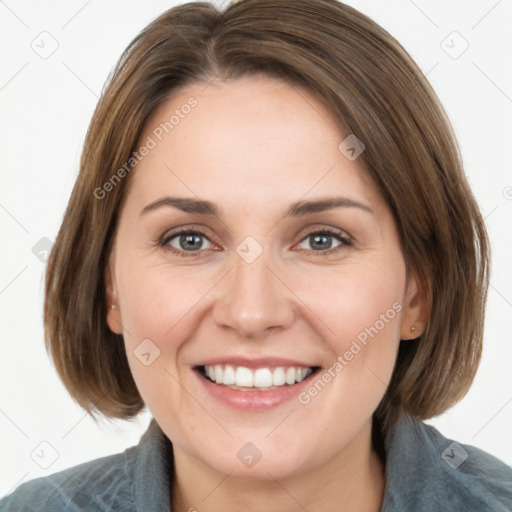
[128,75,383,214]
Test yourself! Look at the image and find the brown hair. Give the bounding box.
[44,0,489,434]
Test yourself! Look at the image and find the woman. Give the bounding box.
[1,0,510,510]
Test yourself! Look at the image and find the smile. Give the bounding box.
[193,357,322,410]
[198,364,318,390]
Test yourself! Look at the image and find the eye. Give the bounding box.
[296,228,352,255]
[160,229,214,257]
[158,226,352,258]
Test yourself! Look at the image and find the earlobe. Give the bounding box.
[400,272,430,340]
[105,259,124,335]
[107,305,124,335]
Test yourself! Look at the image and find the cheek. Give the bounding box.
[290,263,404,433]
[115,269,220,437]
[300,259,405,371]
[117,262,209,343]
[320,259,402,313]
[114,263,209,402]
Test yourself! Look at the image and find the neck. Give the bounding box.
[170,419,386,512]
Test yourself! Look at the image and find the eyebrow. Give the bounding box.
[140,196,374,218]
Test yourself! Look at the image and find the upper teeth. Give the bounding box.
[204,365,313,388]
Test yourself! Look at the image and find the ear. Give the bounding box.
[105,254,124,335]
[400,271,430,340]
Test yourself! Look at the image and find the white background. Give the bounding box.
[1,0,511,497]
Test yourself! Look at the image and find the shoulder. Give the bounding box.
[0,418,171,512]
[0,446,138,512]
[382,414,512,512]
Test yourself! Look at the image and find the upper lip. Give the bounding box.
[194,356,320,369]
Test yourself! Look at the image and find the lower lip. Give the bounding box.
[195,369,316,411]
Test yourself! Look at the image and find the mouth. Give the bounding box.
[192,356,323,410]
[195,364,322,391]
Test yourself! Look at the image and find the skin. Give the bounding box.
[105,75,428,512]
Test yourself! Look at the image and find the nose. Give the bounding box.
[212,248,295,339]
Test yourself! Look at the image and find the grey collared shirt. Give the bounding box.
[1,414,511,511]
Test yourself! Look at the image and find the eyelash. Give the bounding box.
[158,226,353,258]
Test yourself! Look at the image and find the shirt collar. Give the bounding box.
[131,417,172,511]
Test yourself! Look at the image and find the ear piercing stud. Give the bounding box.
[410,326,416,332]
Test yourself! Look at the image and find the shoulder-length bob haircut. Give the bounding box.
[44,0,489,433]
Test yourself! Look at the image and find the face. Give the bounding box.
[106,75,425,479]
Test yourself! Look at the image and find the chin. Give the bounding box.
[203,448,313,481]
